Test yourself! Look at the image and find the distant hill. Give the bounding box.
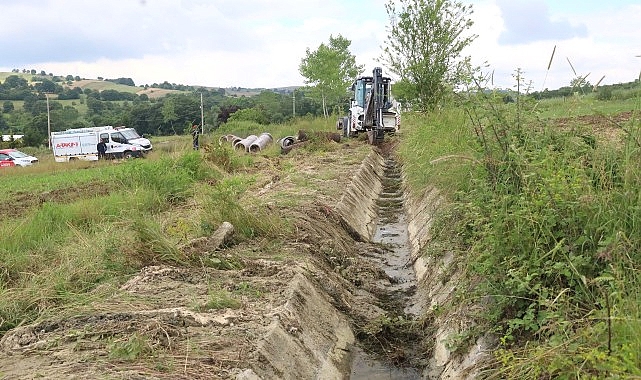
[70,79,183,99]
[0,71,302,99]
[0,71,185,99]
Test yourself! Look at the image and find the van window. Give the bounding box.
[111,132,126,144]
[100,133,109,141]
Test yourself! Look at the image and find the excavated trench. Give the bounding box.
[349,156,422,379]
[334,146,490,380]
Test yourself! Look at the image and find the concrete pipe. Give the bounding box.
[249,133,273,153]
[218,134,242,146]
[219,134,236,145]
[278,136,296,149]
[234,135,258,152]
[230,135,243,146]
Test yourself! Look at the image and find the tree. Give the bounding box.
[2,101,14,113]
[53,106,81,127]
[2,75,28,90]
[33,78,62,94]
[216,104,240,125]
[24,114,48,146]
[0,113,8,130]
[570,76,591,94]
[86,97,105,114]
[299,34,363,118]
[381,0,477,111]
[161,98,179,134]
[228,107,269,125]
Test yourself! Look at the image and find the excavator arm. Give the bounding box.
[364,67,385,144]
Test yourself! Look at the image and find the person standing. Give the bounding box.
[97,138,107,160]
[191,124,200,150]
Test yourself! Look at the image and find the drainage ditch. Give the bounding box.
[349,156,423,379]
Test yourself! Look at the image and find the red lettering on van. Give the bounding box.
[55,142,79,148]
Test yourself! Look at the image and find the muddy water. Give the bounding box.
[350,157,422,379]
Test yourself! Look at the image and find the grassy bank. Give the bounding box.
[399,89,641,377]
[0,117,339,335]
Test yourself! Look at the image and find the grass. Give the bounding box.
[0,121,351,336]
[397,75,641,377]
[0,143,224,332]
[397,110,476,196]
[199,289,242,311]
[0,163,117,199]
[72,79,140,93]
[108,333,153,361]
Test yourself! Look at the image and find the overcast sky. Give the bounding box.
[1,0,639,91]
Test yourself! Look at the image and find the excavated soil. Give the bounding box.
[0,181,113,219]
[0,140,433,379]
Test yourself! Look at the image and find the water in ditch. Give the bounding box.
[349,157,422,380]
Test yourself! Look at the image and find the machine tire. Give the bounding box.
[123,151,134,159]
[342,116,349,138]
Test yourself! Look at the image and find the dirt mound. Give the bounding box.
[553,110,635,142]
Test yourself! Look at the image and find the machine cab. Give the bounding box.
[351,76,393,110]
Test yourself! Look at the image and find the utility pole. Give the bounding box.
[292,90,295,117]
[45,93,51,149]
[200,93,204,134]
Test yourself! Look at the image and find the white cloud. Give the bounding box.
[467,0,640,90]
[496,0,587,45]
[1,0,638,90]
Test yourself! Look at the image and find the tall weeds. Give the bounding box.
[455,72,641,376]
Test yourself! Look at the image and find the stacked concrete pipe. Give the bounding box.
[249,133,273,153]
[234,135,258,152]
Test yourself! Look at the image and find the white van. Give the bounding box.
[51,126,152,162]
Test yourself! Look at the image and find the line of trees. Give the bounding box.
[0,79,327,147]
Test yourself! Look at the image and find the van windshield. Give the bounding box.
[120,129,141,139]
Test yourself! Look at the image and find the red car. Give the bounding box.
[0,151,16,168]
